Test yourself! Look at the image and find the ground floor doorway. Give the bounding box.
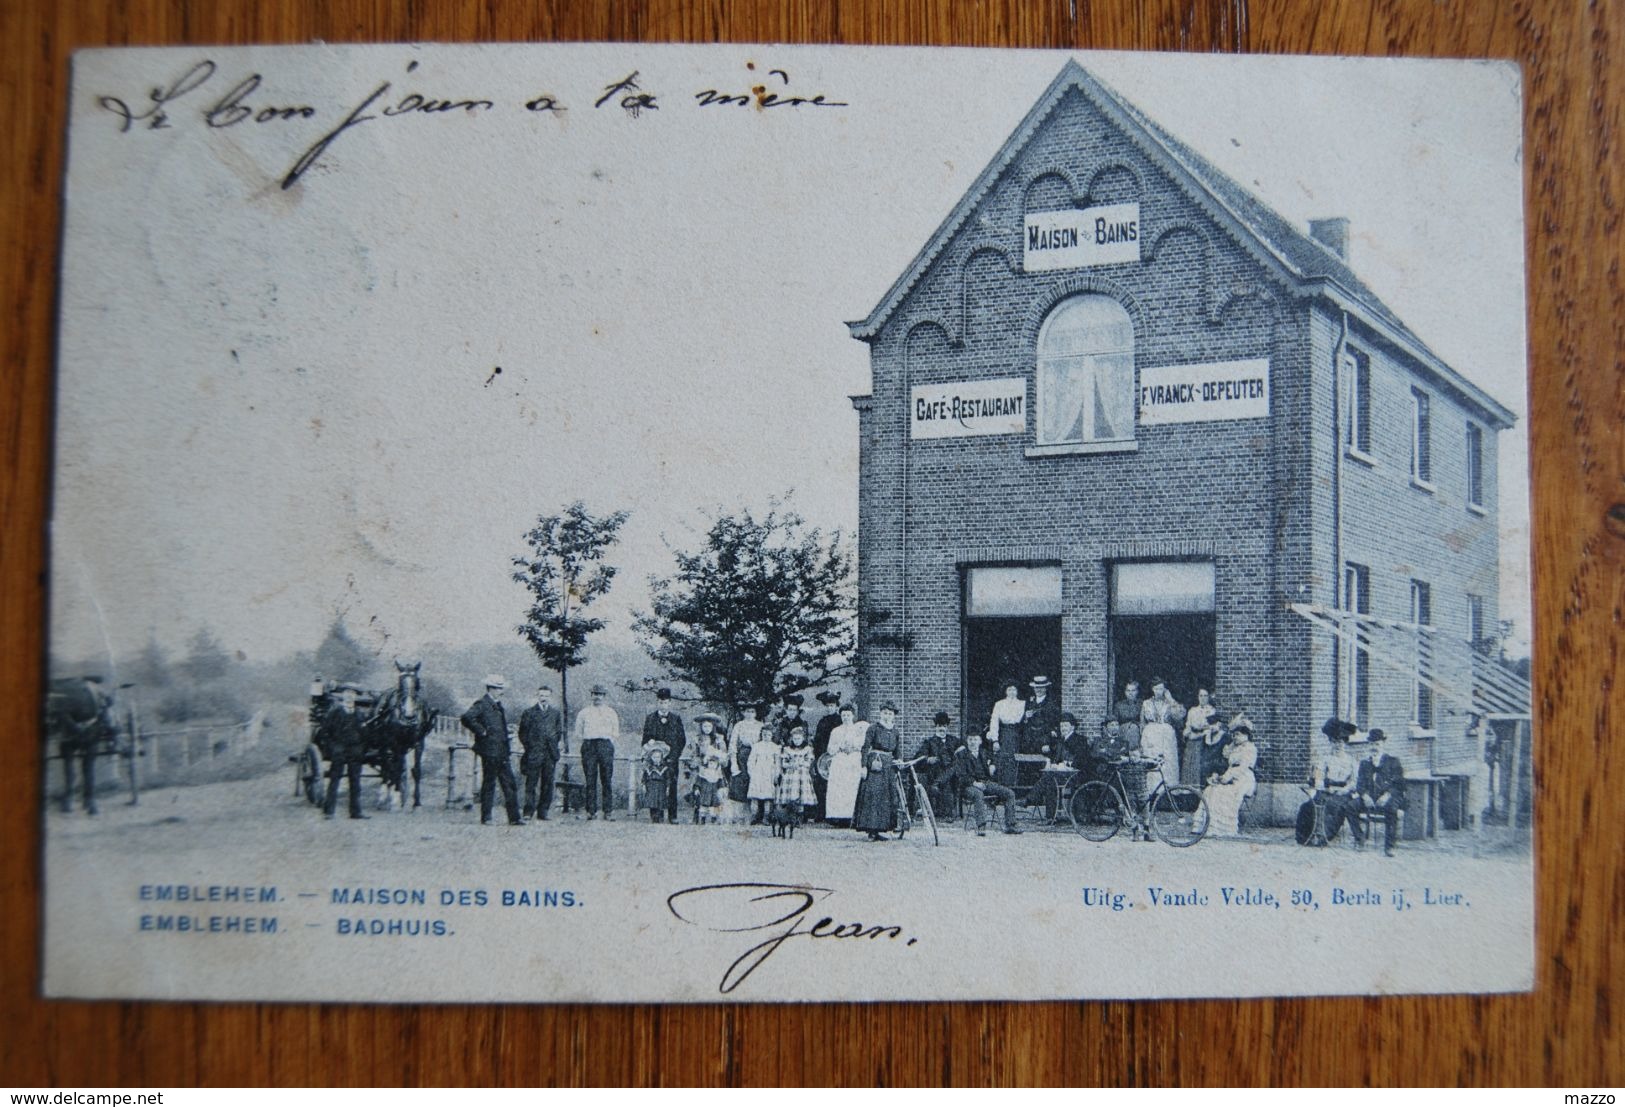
[962,616,1064,734]
[1108,612,1217,710]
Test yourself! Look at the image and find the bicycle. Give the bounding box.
[1069,755,1209,847]
[891,755,940,846]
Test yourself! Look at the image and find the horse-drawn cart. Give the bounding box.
[45,676,141,813]
[295,662,437,811]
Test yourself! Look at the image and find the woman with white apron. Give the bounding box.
[823,704,867,826]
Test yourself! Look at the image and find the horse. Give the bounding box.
[364,661,436,809]
[45,676,118,815]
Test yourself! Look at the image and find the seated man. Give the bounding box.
[947,732,1022,837]
[1357,728,1408,856]
[1034,712,1086,820]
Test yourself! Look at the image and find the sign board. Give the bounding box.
[1136,358,1270,425]
[911,378,1027,439]
[1022,202,1141,272]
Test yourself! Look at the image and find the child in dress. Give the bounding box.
[639,742,673,823]
[690,714,728,826]
[773,723,817,839]
[745,718,782,826]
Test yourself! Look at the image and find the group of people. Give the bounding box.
[1301,717,1409,855]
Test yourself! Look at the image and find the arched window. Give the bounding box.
[1035,295,1135,445]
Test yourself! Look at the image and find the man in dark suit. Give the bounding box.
[1025,675,1063,757]
[810,690,842,821]
[916,711,961,818]
[321,688,368,820]
[1357,728,1408,856]
[641,687,687,823]
[461,675,523,826]
[518,684,564,821]
[945,732,1021,836]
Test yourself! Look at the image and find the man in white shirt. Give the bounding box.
[574,684,621,820]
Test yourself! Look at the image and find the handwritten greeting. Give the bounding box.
[96,58,849,190]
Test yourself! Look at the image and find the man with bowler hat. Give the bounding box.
[1357,728,1409,856]
[518,685,564,821]
[916,711,960,816]
[461,676,523,825]
[642,687,687,823]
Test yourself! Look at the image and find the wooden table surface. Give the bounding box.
[2,0,1620,1088]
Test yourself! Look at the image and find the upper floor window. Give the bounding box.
[1466,422,1485,508]
[1036,295,1134,446]
[1343,349,1372,455]
[1410,387,1433,485]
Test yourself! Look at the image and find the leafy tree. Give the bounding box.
[512,501,630,721]
[314,616,371,683]
[179,626,232,683]
[633,500,855,719]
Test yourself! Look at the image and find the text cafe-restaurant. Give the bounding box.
[846,61,1531,830]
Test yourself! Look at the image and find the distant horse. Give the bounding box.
[365,661,436,809]
[45,676,117,815]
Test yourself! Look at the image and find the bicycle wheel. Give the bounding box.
[891,773,912,836]
[914,781,939,846]
[1069,781,1123,842]
[1150,785,1209,847]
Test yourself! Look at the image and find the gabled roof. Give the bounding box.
[848,59,1517,430]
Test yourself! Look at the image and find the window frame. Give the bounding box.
[1410,579,1434,730]
[1343,348,1373,460]
[1466,421,1486,511]
[1341,562,1372,728]
[1409,386,1434,489]
[1032,294,1137,451]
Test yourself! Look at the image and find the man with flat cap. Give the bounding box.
[573,683,621,820]
[642,687,687,824]
[462,675,523,826]
[811,690,842,821]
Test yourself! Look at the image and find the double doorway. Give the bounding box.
[959,560,1218,732]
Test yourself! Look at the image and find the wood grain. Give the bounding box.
[2,0,1619,1088]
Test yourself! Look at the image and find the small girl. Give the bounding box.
[690,714,728,825]
[773,722,817,839]
[745,716,782,826]
[639,742,674,823]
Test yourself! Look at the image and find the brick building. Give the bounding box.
[847,61,1524,826]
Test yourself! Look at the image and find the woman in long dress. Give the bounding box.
[853,703,902,841]
[823,704,866,826]
[987,682,1027,788]
[1139,677,1184,797]
[1203,724,1257,836]
[1182,688,1222,788]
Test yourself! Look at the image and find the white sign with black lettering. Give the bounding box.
[911,378,1027,439]
[1022,202,1141,272]
[1137,359,1270,425]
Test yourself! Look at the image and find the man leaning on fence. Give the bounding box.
[575,684,621,820]
[462,675,524,826]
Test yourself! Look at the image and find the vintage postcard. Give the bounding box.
[44,44,1534,1002]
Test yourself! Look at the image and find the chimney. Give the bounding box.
[1308,217,1350,262]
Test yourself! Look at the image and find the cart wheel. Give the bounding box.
[1150,785,1209,847]
[298,744,324,805]
[1070,781,1123,842]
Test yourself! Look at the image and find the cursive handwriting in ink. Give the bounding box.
[667,882,917,995]
[98,59,216,132]
[206,74,317,128]
[595,72,658,117]
[694,66,847,110]
[282,61,495,190]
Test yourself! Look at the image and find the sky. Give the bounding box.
[50,45,1530,671]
